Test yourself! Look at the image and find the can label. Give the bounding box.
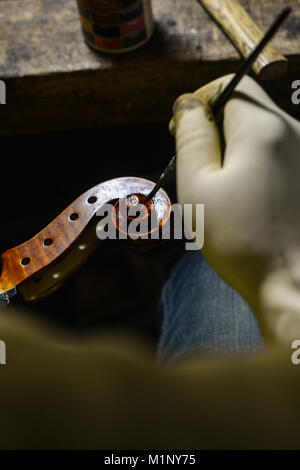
[77,0,154,53]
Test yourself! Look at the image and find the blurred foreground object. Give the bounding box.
[76,0,154,53]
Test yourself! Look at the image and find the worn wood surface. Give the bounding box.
[0,0,300,134]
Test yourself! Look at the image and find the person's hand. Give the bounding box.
[171,74,300,346]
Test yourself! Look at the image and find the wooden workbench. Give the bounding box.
[1,0,300,135]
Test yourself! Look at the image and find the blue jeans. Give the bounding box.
[157,249,265,364]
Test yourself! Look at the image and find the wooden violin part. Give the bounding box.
[0,177,171,305]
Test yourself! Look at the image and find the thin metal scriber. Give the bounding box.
[145,6,291,202]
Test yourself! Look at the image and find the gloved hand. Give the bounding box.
[171,74,300,346]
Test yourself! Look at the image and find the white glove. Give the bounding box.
[171,74,300,346]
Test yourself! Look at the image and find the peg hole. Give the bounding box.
[21,257,31,266]
[88,196,97,204]
[69,213,79,221]
[44,238,53,246]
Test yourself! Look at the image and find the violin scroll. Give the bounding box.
[0,177,171,304]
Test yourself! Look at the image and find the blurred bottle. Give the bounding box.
[76,0,154,53]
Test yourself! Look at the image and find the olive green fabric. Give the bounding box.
[0,308,299,450]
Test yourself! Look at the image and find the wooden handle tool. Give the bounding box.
[198,0,288,79]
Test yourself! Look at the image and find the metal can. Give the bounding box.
[76,0,154,53]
